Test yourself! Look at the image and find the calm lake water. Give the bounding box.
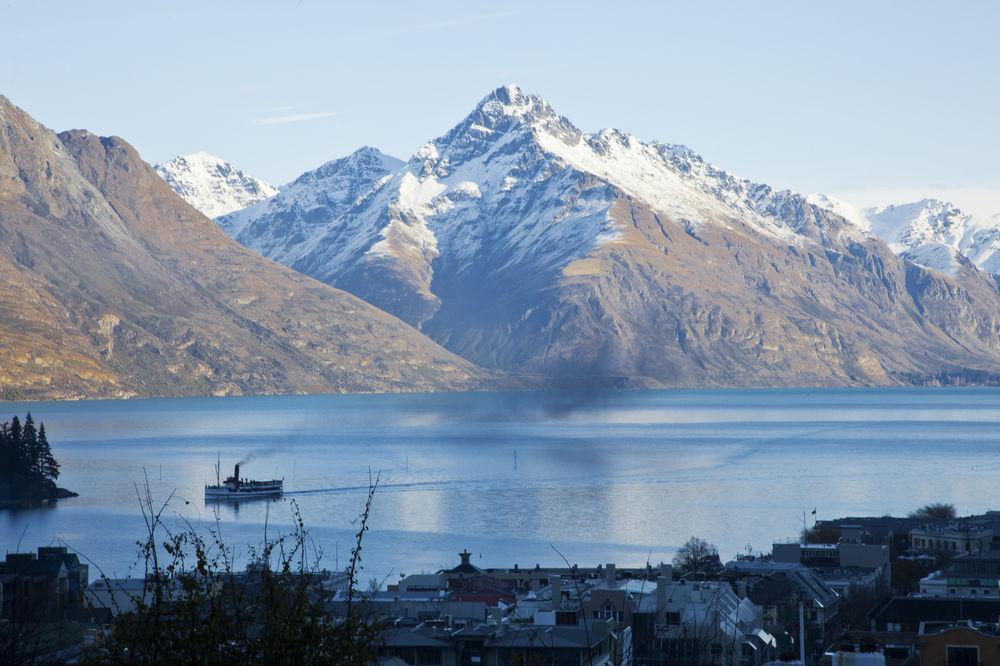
[1,388,999,583]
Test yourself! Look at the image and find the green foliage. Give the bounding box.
[84,475,385,665]
[840,582,891,630]
[892,557,935,595]
[801,522,842,544]
[908,502,956,522]
[0,413,61,501]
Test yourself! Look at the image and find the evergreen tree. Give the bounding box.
[10,415,22,446]
[0,414,64,499]
[0,423,12,492]
[0,422,10,467]
[37,423,59,482]
[21,413,39,480]
[7,415,27,481]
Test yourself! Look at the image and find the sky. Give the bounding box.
[2,0,999,216]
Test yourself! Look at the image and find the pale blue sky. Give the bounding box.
[2,1,998,214]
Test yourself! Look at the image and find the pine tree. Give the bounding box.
[0,414,64,498]
[37,423,59,482]
[0,422,12,492]
[10,415,22,446]
[8,415,27,481]
[21,412,40,480]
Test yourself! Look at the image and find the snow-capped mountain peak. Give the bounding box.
[155,152,278,218]
[808,195,1000,276]
[865,198,969,252]
[805,193,871,232]
[215,146,404,263]
[213,84,878,338]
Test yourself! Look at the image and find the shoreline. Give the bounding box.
[0,487,78,509]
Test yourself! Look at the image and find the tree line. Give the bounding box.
[0,413,60,500]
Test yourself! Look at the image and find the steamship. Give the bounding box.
[205,463,283,500]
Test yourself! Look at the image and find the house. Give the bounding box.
[869,597,1000,633]
[0,546,89,621]
[918,624,1000,666]
[918,551,1000,599]
[440,550,486,577]
[380,621,458,666]
[377,617,622,666]
[772,526,891,596]
[723,559,840,662]
[821,631,917,666]
[484,621,620,666]
[628,574,775,666]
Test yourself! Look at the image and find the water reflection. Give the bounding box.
[1,388,1000,579]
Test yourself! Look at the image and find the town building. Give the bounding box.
[723,559,840,662]
[772,526,891,597]
[0,546,89,621]
[909,511,1000,554]
[918,551,1000,599]
[630,575,775,666]
[917,624,1000,666]
[868,597,1000,634]
[377,617,623,665]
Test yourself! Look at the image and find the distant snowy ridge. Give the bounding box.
[809,196,1000,276]
[155,152,278,218]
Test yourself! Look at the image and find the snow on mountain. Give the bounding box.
[208,85,1000,387]
[805,193,870,232]
[809,196,1000,276]
[222,85,864,312]
[217,147,403,265]
[155,152,278,218]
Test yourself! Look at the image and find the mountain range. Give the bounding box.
[4,85,1000,400]
[155,85,1000,388]
[155,151,279,218]
[0,96,489,399]
[806,194,1000,276]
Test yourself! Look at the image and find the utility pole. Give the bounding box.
[799,600,806,665]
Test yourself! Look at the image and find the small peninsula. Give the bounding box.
[0,413,76,506]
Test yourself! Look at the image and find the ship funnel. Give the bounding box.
[234,464,240,481]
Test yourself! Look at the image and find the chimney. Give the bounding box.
[656,576,668,611]
[660,563,673,581]
[550,574,562,611]
[737,579,748,599]
[605,563,617,588]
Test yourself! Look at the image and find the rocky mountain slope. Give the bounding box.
[155,152,278,218]
[809,196,1000,276]
[218,147,404,265]
[0,96,488,399]
[213,85,1000,387]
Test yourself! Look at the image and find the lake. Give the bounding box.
[1,388,998,583]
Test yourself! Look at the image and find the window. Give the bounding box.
[414,647,443,665]
[594,603,622,622]
[663,611,681,625]
[947,645,979,666]
[593,609,622,621]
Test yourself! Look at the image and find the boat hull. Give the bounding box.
[205,483,283,500]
